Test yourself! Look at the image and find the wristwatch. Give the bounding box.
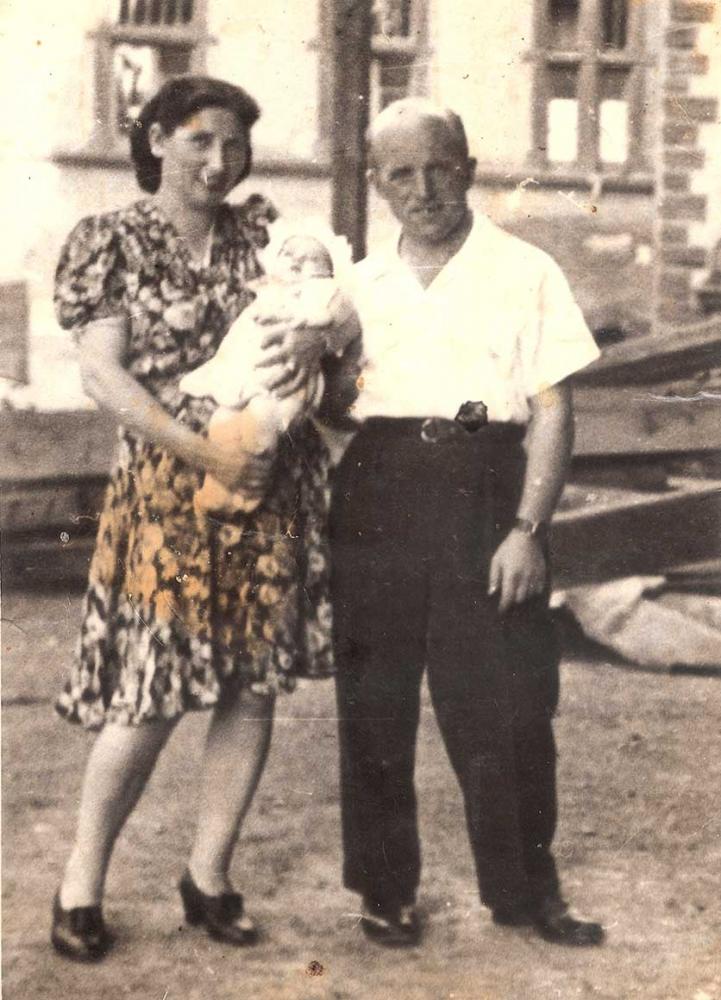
[512,517,548,540]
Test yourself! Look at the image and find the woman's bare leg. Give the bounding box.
[187,689,275,895]
[59,719,178,908]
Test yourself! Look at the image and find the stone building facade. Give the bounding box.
[0,0,719,408]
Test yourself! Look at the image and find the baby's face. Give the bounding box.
[274,236,333,282]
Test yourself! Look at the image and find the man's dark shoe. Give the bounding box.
[51,891,112,962]
[493,897,604,946]
[533,897,605,946]
[492,905,535,928]
[360,898,421,948]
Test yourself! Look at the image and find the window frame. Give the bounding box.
[529,0,653,177]
[315,0,430,160]
[369,0,430,117]
[53,4,212,166]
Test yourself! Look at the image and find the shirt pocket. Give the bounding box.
[483,320,523,383]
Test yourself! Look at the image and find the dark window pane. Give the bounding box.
[113,44,159,134]
[547,0,579,49]
[378,60,411,108]
[600,65,630,100]
[548,63,578,99]
[159,47,192,75]
[373,0,412,38]
[379,60,411,90]
[602,0,628,49]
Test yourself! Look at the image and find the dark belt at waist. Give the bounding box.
[362,416,526,447]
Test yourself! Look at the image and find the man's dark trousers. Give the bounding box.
[330,417,561,915]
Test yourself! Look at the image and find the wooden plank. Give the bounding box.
[0,480,106,533]
[0,409,117,483]
[1,533,94,591]
[574,317,721,386]
[551,478,721,587]
[331,0,372,261]
[573,383,721,456]
[0,283,29,385]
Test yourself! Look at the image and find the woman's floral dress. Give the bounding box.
[54,196,334,730]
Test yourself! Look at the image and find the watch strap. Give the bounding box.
[512,516,548,539]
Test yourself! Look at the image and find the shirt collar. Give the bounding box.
[360,211,493,283]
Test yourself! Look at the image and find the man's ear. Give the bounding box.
[148,122,167,160]
[465,157,477,188]
[367,165,390,201]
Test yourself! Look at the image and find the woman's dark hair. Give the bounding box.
[130,75,260,193]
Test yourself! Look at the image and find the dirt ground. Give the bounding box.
[2,590,720,1000]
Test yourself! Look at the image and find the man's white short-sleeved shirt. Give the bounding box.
[351,214,600,425]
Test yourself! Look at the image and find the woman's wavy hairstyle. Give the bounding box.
[130,75,260,194]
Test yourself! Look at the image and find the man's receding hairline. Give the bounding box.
[366,98,469,161]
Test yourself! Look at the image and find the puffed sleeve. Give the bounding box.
[54,214,125,331]
[521,255,601,398]
[236,194,279,253]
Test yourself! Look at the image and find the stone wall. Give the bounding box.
[656,0,721,325]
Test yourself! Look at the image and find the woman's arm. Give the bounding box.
[78,318,267,490]
[488,381,574,612]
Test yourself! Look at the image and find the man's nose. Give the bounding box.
[413,168,435,199]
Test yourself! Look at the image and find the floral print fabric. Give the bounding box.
[54,197,334,729]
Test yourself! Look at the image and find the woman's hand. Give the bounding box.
[254,320,328,399]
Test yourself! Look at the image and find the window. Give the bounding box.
[88,1,210,157]
[531,0,650,173]
[316,0,429,158]
[369,0,429,116]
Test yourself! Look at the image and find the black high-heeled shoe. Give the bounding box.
[50,891,113,962]
[178,870,258,946]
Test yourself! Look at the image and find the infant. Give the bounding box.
[180,229,355,521]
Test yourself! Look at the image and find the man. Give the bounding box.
[328,99,604,948]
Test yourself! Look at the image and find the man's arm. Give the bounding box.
[488,380,574,612]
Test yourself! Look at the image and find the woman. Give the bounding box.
[51,76,335,961]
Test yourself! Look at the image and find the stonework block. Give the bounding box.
[664,96,718,123]
[671,2,715,23]
[664,76,690,94]
[660,194,707,221]
[668,51,709,75]
[660,268,692,295]
[662,122,699,146]
[661,245,708,268]
[665,25,698,47]
[660,224,689,245]
[663,171,690,191]
[663,147,705,169]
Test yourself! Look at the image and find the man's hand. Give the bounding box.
[203,442,272,494]
[488,530,547,613]
[255,320,328,398]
